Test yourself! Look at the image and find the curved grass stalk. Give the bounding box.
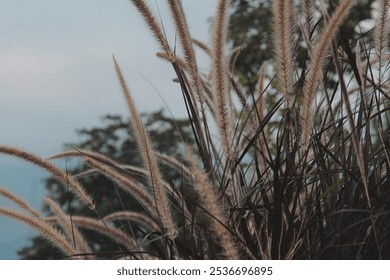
[0,145,94,210]
[374,0,390,85]
[212,0,233,162]
[300,0,354,154]
[83,157,158,217]
[46,215,138,256]
[44,197,93,258]
[272,0,296,108]
[104,210,160,232]
[0,207,77,258]
[186,149,240,259]
[49,149,192,220]
[0,186,40,217]
[113,57,177,240]
[167,0,206,110]
[130,0,172,58]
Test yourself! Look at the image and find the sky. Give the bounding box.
[0,0,216,259]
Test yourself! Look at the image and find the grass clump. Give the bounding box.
[1,0,390,259]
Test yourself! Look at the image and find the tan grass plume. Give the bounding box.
[272,0,296,108]
[0,145,94,209]
[47,215,138,254]
[212,0,233,160]
[130,0,172,58]
[104,210,160,232]
[112,57,177,240]
[374,0,390,83]
[167,0,205,109]
[0,186,40,217]
[300,0,354,154]
[44,197,92,258]
[186,148,240,259]
[0,207,77,257]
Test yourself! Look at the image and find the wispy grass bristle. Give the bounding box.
[44,197,92,258]
[0,145,94,210]
[272,0,295,108]
[0,207,77,257]
[300,0,354,153]
[113,57,177,240]
[212,0,233,162]
[0,187,40,217]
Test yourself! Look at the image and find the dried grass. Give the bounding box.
[1,0,390,260]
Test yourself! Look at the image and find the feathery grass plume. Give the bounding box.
[44,197,92,258]
[374,0,390,83]
[130,0,204,129]
[166,0,213,177]
[299,0,354,154]
[299,0,315,66]
[156,51,188,69]
[113,57,177,240]
[272,0,296,108]
[130,0,173,59]
[0,145,94,209]
[212,0,233,161]
[186,148,240,259]
[83,157,158,216]
[47,215,138,255]
[192,38,211,56]
[228,46,244,74]
[167,0,205,108]
[104,211,160,232]
[302,0,314,39]
[131,0,206,143]
[0,187,40,217]
[49,149,153,180]
[49,149,187,210]
[0,207,76,257]
[155,151,192,179]
[299,19,314,58]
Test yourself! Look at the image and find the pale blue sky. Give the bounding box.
[0,0,216,259]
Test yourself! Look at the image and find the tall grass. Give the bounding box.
[1,0,390,259]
